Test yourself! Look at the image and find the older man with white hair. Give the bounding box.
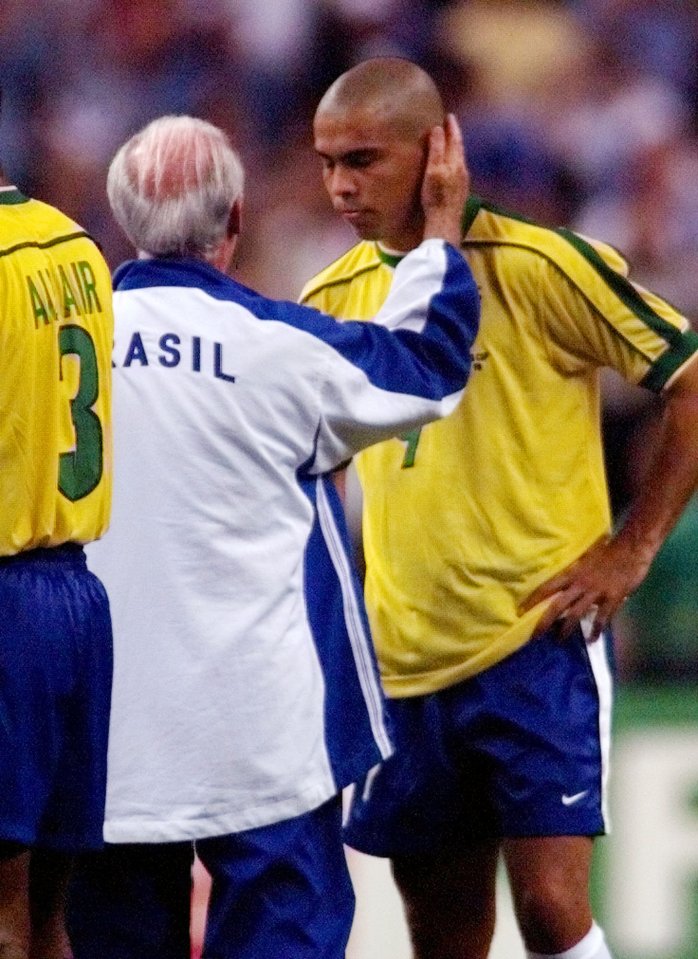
[65,113,479,959]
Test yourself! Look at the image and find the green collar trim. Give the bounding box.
[462,194,482,235]
[376,244,405,267]
[0,187,29,205]
[376,196,480,265]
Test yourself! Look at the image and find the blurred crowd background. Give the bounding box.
[2,0,697,682]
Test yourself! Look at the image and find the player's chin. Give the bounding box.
[342,213,378,240]
[355,224,386,244]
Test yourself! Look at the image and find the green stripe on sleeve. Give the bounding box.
[557,227,687,349]
[641,331,698,391]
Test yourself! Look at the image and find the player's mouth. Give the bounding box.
[336,207,377,238]
[341,209,375,233]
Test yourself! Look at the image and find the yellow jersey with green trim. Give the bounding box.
[0,186,113,555]
[300,197,698,697]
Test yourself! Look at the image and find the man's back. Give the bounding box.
[66,109,481,959]
[88,237,478,846]
[0,168,114,958]
[0,187,113,554]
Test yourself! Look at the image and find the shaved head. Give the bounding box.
[316,58,444,138]
[313,58,448,250]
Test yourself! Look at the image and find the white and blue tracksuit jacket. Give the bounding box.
[87,239,479,842]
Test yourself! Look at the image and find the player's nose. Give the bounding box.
[328,165,357,198]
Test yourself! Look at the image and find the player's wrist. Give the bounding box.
[422,211,462,246]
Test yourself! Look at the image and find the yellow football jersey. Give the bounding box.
[300,197,698,697]
[0,186,113,555]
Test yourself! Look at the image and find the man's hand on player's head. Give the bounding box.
[422,114,469,247]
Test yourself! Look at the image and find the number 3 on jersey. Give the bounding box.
[58,324,103,501]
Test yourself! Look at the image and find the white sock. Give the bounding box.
[526,921,612,959]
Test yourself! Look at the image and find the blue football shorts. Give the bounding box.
[67,795,354,959]
[0,544,113,852]
[344,624,614,856]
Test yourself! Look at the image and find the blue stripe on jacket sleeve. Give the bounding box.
[113,244,480,402]
[281,241,479,401]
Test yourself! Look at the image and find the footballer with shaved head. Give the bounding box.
[302,56,698,959]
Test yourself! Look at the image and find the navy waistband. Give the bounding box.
[0,543,86,567]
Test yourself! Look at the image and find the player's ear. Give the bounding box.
[227,198,242,240]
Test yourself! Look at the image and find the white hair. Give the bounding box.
[107,115,245,260]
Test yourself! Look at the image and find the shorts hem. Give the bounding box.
[0,824,104,854]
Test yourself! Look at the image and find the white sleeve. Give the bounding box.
[307,238,480,473]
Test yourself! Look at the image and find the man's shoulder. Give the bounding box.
[113,257,343,344]
[465,197,629,276]
[0,191,89,251]
[464,196,560,251]
[299,242,383,304]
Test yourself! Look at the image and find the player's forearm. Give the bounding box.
[374,238,479,390]
[612,359,698,570]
